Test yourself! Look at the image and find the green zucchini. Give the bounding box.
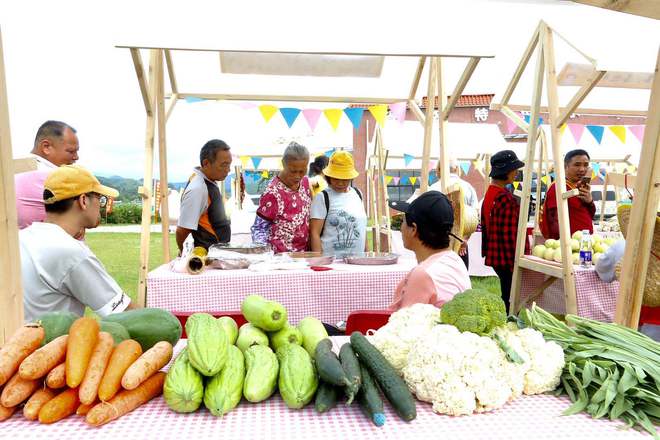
[37,311,78,346]
[102,308,182,351]
[99,321,130,345]
[314,339,350,387]
[350,332,416,422]
[339,343,361,405]
[357,362,385,427]
[314,381,339,414]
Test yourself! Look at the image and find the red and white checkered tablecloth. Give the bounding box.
[146,259,417,324]
[520,264,619,321]
[2,339,654,440]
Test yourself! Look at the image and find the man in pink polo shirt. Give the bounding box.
[388,191,471,311]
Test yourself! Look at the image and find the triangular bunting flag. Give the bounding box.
[279,108,301,128]
[460,162,471,175]
[302,109,322,131]
[184,96,205,103]
[403,154,415,166]
[261,170,269,178]
[586,125,605,144]
[505,117,518,134]
[550,172,556,180]
[259,105,278,123]
[592,163,600,176]
[343,107,365,130]
[541,175,549,185]
[560,123,567,136]
[251,156,262,169]
[409,176,418,186]
[524,114,531,124]
[385,176,393,185]
[400,176,409,185]
[429,160,437,171]
[239,156,250,168]
[629,125,645,143]
[392,177,400,185]
[513,182,520,190]
[592,170,597,179]
[389,102,407,124]
[324,149,335,158]
[323,109,343,131]
[368,104,387,127]
[568,124,585,144]
[609,126,626,144]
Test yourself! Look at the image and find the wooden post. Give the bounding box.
[483,154,491,195]
[0,28,24,342]
[615,48,660,328]
[436,57,450,193]
[136,49,159,307]
[420,57,437,193]
[543,26,578,316]
[375,127,392,252]
[155,50,171,263]
[510,29,546,314]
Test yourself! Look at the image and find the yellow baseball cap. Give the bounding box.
[43,165,119,204]
[323,151,359,180]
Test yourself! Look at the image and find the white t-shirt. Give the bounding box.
[310,187,367,255]
[19,222,131,323]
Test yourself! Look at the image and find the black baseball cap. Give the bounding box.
[489,150,525,177]
[389,191,454,227]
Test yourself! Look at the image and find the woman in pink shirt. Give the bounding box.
[388,191,471,311]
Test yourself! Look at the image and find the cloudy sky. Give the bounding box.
[1,0,657,181]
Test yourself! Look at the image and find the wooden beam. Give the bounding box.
[499,25,540,107]
[555,70,606,127]
[443,57,480,119]
[156,50,171,264]
[408,99,426,126]
[130,48,153,116]
[13,157,37,174]
[491,102,647,117]
[408,56,426,100]
[570,0,660,20]
[436,58,450,193]
[165,93,178,123]
[0,29,23,343]
[615,48,660,328]
[562,188,580,199]
[174,93,406,105]
[518,257,565,279]
[136,49,160,307]
[419,57,437,194]
[164,49,178,94]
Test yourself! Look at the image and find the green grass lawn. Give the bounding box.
[86,232,501,304]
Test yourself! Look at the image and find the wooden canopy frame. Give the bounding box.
[493,21,659,328]
[121,47,492,305]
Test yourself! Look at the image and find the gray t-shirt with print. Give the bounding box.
[310,187,367,255]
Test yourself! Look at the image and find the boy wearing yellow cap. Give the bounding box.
[19,165,136,323]
[310,151,367,255]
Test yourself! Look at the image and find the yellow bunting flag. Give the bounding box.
[541,175,549,186]
[513,182,520,190]
[261,170,269,178]
[259,105,278,123]
[323,109,343,131]
[560,123,567,136]
[592,170,597,179]
[409,176,418,185]
[368,104,387,127]
[239,156,250,168]
[385,175,393,185]
[609,125,626,143]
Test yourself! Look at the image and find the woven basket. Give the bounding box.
[616,205,660,307]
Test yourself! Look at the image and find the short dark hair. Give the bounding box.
[34,120,76,148]
[43,189,76,213]
[405,214,451,249]
[309,155,329,176]
[564,149,590,166]
[200,139,230,166]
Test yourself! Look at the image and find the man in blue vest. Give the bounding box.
[176,139,233,251]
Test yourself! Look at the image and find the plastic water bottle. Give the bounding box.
[579,230,593,268]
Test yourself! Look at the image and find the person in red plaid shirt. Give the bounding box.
[481,150,526,312]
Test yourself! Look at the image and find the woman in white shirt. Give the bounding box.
[310,151,367,255]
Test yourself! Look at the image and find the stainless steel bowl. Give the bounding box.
[343,252,399,265]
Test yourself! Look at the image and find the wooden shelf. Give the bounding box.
[518,256,565,278]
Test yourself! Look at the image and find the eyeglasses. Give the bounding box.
[88,193,108,208]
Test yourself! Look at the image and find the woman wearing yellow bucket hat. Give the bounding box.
[310,151,367,255]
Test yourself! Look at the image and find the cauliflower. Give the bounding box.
[440,289,507,335]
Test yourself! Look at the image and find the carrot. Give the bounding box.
[0,371,40,407]
[78,332,114,405]
[121,341,172,390]
[86,372,165,427]
[66,317,99,388]
[0,324,45,386]
[23,387,57,421]
[76,400,98,416]
[98,339,142,401]
[0,402,16,422]
[19,335,68,380]
[38,387,80,424]
[46,363,66,389]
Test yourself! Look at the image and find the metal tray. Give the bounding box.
[284,252,335,266]
[343,252,399,265]
[209,243,270,254]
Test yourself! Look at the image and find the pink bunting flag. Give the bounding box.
[629,125,645,144]
[389,102,407,124]
[505,117,518,134]
[568,124,585,144]
[428,160,437,171]
[392,176,401,185]
[302,109,322,131]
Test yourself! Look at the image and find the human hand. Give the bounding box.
[458,242,468,256]
[578,183,592,204]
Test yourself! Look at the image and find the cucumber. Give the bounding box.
[314,339,349,387]
[339,343,361,404]
[314,381,339,414]
[241,295,287,331]
[102,308,182,351]
[350,332,416,422]
[37,311,78,346]
[357,362,385,427]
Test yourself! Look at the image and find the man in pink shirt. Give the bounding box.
[388,191,471,311]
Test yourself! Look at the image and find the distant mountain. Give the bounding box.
[96,175,187,202]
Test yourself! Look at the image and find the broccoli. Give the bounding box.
[440,289,523,364]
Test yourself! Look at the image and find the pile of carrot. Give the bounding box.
[0,317,173,427]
